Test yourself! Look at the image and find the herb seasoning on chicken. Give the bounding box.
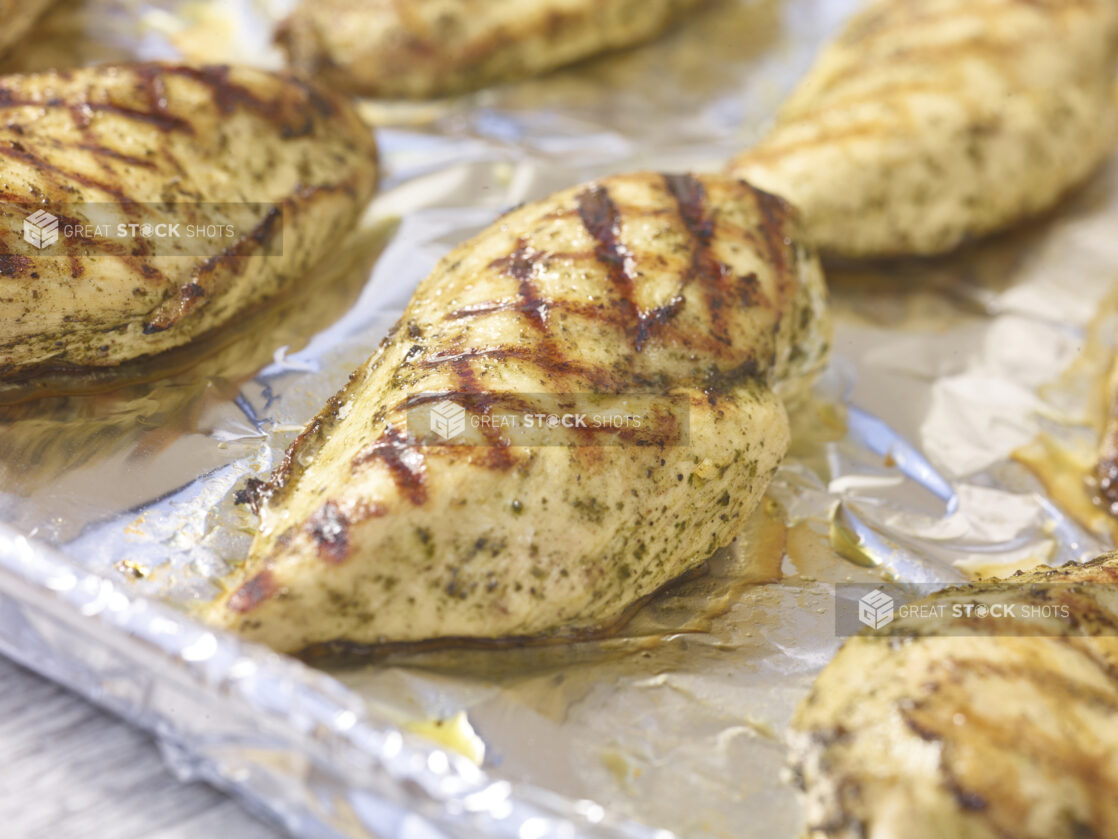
[275,0,708,99]
[730,0,1118,258]
[204,172,830,653]
[0,63,378,380]
[793,556,1118,839]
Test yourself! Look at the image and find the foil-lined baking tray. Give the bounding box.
[2,1,1116,837]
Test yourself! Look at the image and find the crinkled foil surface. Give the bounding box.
[1,1,1117,837]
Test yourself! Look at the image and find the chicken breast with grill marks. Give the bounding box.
[793,556,1118,839]
[0,63,378,381]
[0,0,54,60]
[275,0,708,99]
[730,0,1118,259]
[203,172,830,653]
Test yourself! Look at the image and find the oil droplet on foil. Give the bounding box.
[1012,277,1118,544]
[828,514,878,569]
[405,711,486,766]
[600,747,643,793]
[1014,436,1118,543]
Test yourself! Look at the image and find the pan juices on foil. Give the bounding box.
[205,172,830,653]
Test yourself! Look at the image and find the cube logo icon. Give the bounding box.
[429,401,466,440]
[23,209,59,249]
[858,589,894,630]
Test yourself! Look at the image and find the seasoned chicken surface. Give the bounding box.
[0,0,54,59]
[275,0,707,99]
[0,63,377,380]
[730,0,1118,259]
[793,557,1118,839]
[1094,355,1118,517]
[203,172,830,653]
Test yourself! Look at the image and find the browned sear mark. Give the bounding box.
[353,426,428,505]
[307,500,350,563]
[577,184,687,351]
[664,172,733,344]
[228,568,277,613]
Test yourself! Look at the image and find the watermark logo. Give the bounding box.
[4,202,284,256]
[858,589,894,630]
[835,582,1084,636]
[23,209,58,250]
[429,401,466,441]
[407,392,689,447]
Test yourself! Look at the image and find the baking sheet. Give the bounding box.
[1,1,1117,837]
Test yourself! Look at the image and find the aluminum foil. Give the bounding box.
[2,1,1117,837]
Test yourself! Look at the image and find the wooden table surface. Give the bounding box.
[0,655,282,839]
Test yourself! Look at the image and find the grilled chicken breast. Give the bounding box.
[0,0,54,60]
[0,63,377,380]
[793,557,1118,839]
[275,0,707,99]
[730,0,1118,259]
[203,172,830,653]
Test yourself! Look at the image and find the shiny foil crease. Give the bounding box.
[1,1,1116,837]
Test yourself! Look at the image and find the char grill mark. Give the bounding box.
[446,300,536,321]
[66,101,161,177]
[84,102,191,133]
[0,63,330,141]
[402,389,539,416]
[446,294,708,357]
[258,174,792,516]
[637,295,686,349]
[352,426,428,505]
[485,239,550,330]
[0,141,172,286]
[135,63,170,118]
[361,356,532,505]
[142,202,285,333]
[449,244,603,327]
[146,181,358,335]
[576,184,681,352]
[451,188,700,353]
[751,186,794,297]
[737,271,763,307]
[417,345,616,390]
[307,500,350,563]
[67,140,158,169]
[228,568,276,613]
[161,65,320,138]
[663,173,732,344]
[450,357,516,468]
[0,85,192,133]
[0,140,136,205]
